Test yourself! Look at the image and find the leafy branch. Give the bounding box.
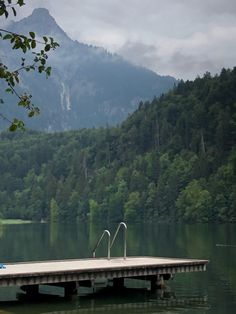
[0,0,25,18]
[0,0,59,131]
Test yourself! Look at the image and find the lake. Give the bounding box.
[0,222,235,313]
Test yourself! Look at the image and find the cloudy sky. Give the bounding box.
[5,0,236,80]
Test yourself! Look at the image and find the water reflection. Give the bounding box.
[1,285,209,314]
[49,222,59,246]
[0,223,5,239]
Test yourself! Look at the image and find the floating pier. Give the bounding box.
[0,256,208,296]
[0,223,209,297]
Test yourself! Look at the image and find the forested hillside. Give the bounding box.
[0,68,236,222]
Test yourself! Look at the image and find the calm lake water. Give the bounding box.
[0,222,235,314]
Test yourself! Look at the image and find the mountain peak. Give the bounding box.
[10,7,67,39]
[26,7,58,35]
[26,7,56,26]
[31,8,51,17]
[3,9,176,131]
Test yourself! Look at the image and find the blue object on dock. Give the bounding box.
[0,263,6,269]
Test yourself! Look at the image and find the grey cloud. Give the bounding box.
[190,0,236,16]
[1,0,236,79]
[118,21,236,80]
[167,52,219,79]
[118,42,159,69]
[118,42,215,80]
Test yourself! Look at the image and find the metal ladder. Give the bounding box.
[92,222,127,260]
[92,229,111,260]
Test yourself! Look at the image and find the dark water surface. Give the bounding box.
[0,222,235,313]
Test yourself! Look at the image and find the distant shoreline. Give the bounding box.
[0,219,32,225]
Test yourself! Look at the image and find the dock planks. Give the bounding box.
[0,256,208,288]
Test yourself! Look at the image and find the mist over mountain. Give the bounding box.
[1,8,176,131]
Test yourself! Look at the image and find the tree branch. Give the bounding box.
[0,28,45,45]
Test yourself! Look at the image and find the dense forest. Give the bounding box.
[0,68,236,223]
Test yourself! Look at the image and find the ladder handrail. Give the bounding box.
[92,229,111,260]
[110,222,127,259]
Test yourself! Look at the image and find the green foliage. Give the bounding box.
[50,198,59,222]
[0,68,235,222]
[89,199,100,222]
[176,179,212,222]
[0,0,59,130]
[124,192,141,222]
[0,1,25,18]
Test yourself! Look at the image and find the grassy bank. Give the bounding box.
[0,219,32,225]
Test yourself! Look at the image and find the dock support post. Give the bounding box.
[150,275,165,290]
[63,281,78,297]
[21,284,39,296]
[113,277,124,289]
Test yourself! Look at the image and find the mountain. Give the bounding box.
[0,68,235,222]
[0,8,176,131]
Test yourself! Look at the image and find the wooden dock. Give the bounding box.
[0,256,208,296]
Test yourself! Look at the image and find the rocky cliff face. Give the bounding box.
[1,8,176,131]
